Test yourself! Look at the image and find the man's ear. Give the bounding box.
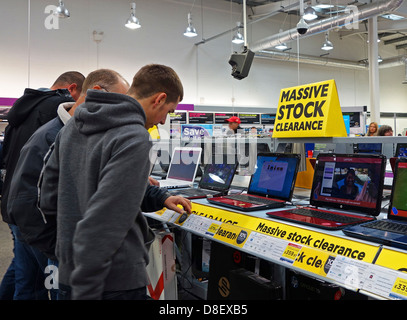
[67,83,77,94]
[153,92,167,108]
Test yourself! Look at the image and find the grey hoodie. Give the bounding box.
[40,90,156,300]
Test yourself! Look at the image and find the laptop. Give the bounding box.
[206,153,301,212]
[395,143,407,157]
[343,157,407,250]
[159,147,202,189]
[266,153,386,230]
[384,144,407,189]
[168,162,238,199]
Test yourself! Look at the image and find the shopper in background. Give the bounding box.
[40,64,191,300]
[226,116,242,135]
[0,71,85,300]
[366,122,378,136]
[377,124,394,136]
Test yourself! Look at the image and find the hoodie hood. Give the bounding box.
[7,88,72,127]
[74,90,146,135]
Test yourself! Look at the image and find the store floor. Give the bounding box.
[0,221,13,280]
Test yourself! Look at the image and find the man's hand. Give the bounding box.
[148,176,160,186]
[163,196,192,214]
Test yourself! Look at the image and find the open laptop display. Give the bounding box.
[384,144,407,189]
[159,147,202,189]
[343,158,407,250]
[168,162,238,199]
[266,153,386,230]
[395,143,407,157]
[206,153,300,212]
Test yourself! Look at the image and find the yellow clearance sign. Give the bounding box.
[375,248,407,273]
[189,203,379,263]
[272,79,347,138]
[148,125,160,140]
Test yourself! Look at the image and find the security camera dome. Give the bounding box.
[297,17,309,35]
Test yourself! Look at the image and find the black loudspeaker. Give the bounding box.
[228,47,255,80]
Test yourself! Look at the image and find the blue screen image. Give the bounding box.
[248,155,298,199]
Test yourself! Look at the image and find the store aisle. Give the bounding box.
[0,220,13,280]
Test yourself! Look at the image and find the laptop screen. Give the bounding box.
[167,148,201,182]
[248,153,300,201]
[310,153,385,216]
[395,143,407,157]
[388,159,407,220]
[199,163,237,191]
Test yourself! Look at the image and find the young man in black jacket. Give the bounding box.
[0,71,84,300]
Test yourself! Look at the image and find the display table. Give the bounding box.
[144,196,407,300]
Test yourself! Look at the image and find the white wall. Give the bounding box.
[0,0,406,131]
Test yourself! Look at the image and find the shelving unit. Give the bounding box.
[145,199,407,300]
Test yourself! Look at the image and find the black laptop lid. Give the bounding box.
[198,162,238,191]
[387,158,407,222]
[247,153,301,201]
[310,153,386,216]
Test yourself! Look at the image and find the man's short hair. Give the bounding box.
[128,64,183,103]
[81,69,129,95]
[52,71,85,93]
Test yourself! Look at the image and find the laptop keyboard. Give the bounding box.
[225,194,281,205]
[365,220,407,235]
[287,208,366,224]
[176,188,206,195]
[175,188,219,196]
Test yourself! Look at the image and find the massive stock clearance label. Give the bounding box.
[272,79,347,138]
[190,202,379,263]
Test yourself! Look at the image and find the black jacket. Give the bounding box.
[1,88,74,223]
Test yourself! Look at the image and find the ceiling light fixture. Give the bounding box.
[381,13,405,20]
[184,12,197,37]
[275,29,288,50]
[321,32,333,50]
[54,0,70,18]
[314,2,334,9]
[303,5,318,21]
[232,22,245,44]
[125,2,141,30]
[275,42,288,50]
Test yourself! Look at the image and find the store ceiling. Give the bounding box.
[220,0,407,55]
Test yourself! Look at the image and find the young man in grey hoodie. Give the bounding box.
[39,64,190,300]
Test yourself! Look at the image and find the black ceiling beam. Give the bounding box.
[384,35,407,45]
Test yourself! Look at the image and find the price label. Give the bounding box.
[281,243,301,264]
[206,223,221,236]
[392,278,407,298]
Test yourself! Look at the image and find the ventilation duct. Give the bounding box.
[255,50,407,71]
[250,0,404,52]
[256,50,368,69]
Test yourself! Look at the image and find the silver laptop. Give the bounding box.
[159,147,202,189]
